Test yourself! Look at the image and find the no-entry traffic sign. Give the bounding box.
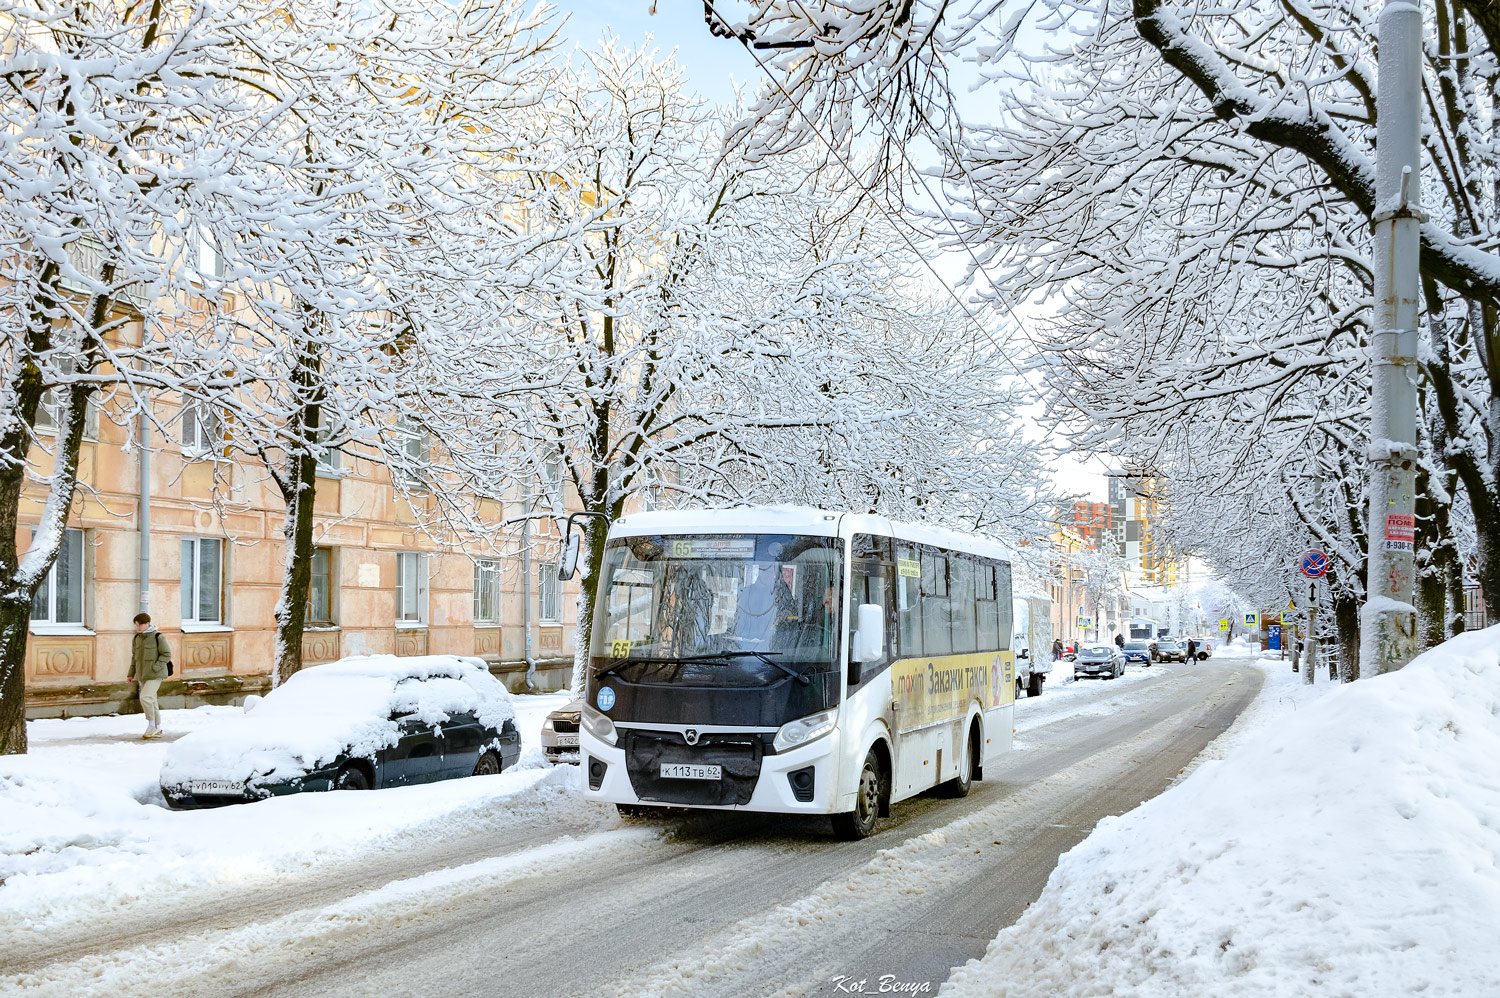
[1300,549,1329,578]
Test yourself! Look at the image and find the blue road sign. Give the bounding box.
[1300,550,1329,579]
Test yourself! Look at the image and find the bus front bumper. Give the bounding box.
[580,726,843,814]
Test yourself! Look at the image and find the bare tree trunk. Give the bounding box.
[0,267,103,754]
[270,326,323,686]
[1414,466,1449,652]
[1445,547,1467,638]
[1333,591,1361,683]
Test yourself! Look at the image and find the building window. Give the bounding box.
[181,537,224,624]
[182,401,221,457]
[308,547,335,626]
[393,416,430,489]
[31,528,85,626]
[313,418,340,476]
[396,552,428,624]
[194,224,226,281]
[473,559,502,625]
[539,567,560,623]
[33,359,97,439]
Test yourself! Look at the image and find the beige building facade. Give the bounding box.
[21,388,581,718]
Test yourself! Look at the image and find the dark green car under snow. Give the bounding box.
[160,656,520,808]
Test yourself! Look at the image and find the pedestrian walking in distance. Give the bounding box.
[1052,637,1063,661]
[129,612,173,739]
[1186,638,1198,663]
[1114,631,1124,649]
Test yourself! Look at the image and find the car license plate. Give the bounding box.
[556,734,579,747]
[660,763,721,780]
[188,779,244,796]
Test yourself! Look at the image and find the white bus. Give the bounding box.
[574,506,1017,839]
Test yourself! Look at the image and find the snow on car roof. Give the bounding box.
[295,654,487,679]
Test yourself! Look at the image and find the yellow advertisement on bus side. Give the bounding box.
[890,650,1015,732]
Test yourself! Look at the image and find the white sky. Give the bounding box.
[546,0,1111,502]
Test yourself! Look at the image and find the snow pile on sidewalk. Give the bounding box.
[0,692,576,933]
[944,626,1500,998]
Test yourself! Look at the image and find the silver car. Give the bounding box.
[541,698,583,763]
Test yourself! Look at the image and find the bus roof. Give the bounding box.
[609,505,1016,562]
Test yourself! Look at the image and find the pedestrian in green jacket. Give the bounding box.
[129,612,173,739]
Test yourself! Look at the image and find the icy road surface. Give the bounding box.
[2,661,1260,997]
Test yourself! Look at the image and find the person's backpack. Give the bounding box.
[158,631,174,677]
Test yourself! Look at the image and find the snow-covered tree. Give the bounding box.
[705,0,1500,676]
[205,0,557,685]
[438,41,1054,686]
[0,0,306,753]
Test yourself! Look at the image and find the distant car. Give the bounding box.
[1074,644,1124,679]
[541,698,583,763]
[1157,639,1187,663]
[161,655,521,809]
[1121,640,1154,665]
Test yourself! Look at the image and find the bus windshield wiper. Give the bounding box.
[594,657,633,681]
[672,651,810,686]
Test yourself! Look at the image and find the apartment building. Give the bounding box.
[21,383,580,718]
[1107,472,1189,589]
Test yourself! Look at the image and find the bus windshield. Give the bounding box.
[590,533,843,687]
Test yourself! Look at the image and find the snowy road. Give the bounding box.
[5,661,1260,997]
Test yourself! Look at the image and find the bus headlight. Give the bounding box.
[582,705,617,747]
[773,709,836,753]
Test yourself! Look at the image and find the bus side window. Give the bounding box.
[977,560,1000,652]
[950,554,977,654]
[996,560,1014,650]
[848,534,894,687]
[921,548,952,657]
[896,541,921,659]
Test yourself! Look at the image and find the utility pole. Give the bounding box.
[1364,0,1423,677]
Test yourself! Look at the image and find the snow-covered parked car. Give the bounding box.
[161,655,520,809]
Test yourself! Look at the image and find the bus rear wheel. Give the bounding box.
[833,750,884,840]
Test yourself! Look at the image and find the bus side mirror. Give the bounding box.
[853,604,884,664]
[558,532,580,581]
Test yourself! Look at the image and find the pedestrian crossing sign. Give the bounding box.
[1244,611,1260,626]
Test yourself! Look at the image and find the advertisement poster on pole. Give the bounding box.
[1384,513,1415,552]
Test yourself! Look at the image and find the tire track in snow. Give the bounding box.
[2,827,660,998]
[589,670,1257,997]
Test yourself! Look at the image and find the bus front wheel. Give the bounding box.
[833,750,885,840]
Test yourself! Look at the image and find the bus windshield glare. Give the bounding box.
[590,533,843,687]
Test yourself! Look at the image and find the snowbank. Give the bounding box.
[943,626,1500,998]
[0,691,573,934]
